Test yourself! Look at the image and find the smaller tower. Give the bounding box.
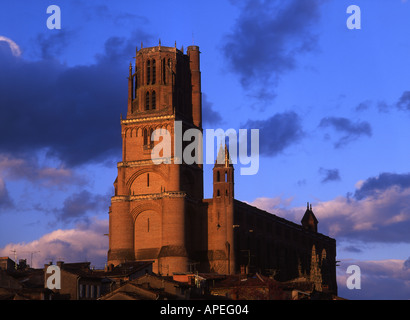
[301,202,318,233]
[208,144,235,274]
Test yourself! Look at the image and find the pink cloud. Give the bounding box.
[249,182,410,243]
[0,218,108,268]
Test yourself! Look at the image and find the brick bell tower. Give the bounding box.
[107,42,203,275]
[208,144,235,274]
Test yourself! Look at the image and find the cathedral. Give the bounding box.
[107,42,337,294]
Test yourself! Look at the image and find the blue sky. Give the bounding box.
[1,0,410,299]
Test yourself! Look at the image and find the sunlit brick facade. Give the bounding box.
[107,43,337,294]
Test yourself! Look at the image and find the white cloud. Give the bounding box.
[0,218,108,268]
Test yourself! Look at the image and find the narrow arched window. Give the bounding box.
[168,58,172,81]
[145,91,150,110]
[151,91,156,110]
[134,70,138,94]
[217,171,220,182]
[143,128,148,146]
[162,58,166,84]
[152,59,156,84]
[149,128,154,146]
[146,60,151,85]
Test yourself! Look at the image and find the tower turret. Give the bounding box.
[301,202,318,233]
[187,45,202,128]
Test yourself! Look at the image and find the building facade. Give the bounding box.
[107,43,337,294]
